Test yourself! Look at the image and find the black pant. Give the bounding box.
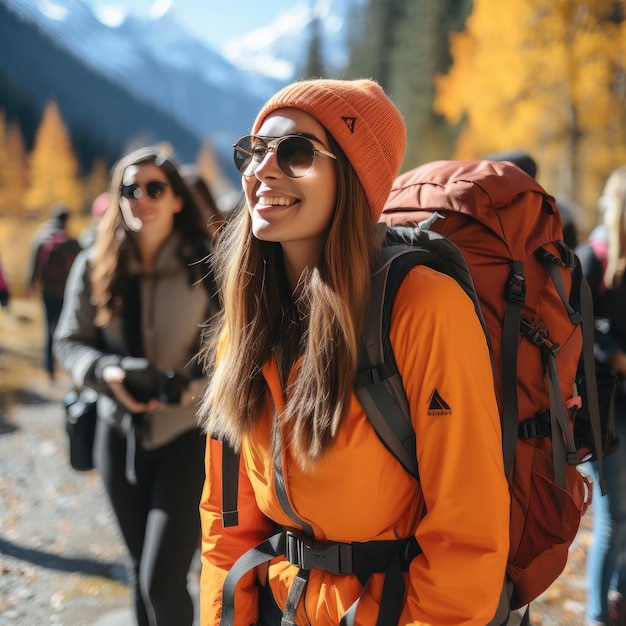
[258,581,284,625]
[95,421,206,626]
[42,294,63,378]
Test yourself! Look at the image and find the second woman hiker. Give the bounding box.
[54,147,220,626]
[198,78,510,625]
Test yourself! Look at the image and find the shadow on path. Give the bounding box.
[0,537,128,582]
[0,414,18,435]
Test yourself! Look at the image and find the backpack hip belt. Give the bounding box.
[283,529,421,579]
[220,528,421,626]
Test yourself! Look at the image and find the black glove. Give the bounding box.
[118,357,161,403]
[0,289,9,308]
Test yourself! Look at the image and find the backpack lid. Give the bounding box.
[383,160,564,257]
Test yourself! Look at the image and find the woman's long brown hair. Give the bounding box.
[602,165,626,289]
[91,146,209,327]
[199,138,381,465]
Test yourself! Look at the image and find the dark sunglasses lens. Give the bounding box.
[234,136,265,176]
[120,184,139,199]
[277,137,315,177]
[145,181,168,200]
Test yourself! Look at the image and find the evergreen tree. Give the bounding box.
[303,15,326,79]
[24,100,83,216]
[389,0,471,168]
[345,0,470,169]
[346,0,407,90]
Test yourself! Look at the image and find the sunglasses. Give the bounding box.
[120,180,170,201]
[233,134,337,178]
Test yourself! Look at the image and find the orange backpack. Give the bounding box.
[369,159,605,609]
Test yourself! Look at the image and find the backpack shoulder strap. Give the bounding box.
[355,225,486,482]
[221,439,240,528]
[570,255,608,495]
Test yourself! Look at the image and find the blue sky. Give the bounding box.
[83,0,307,51]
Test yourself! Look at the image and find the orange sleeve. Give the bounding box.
[392,266,510,625]
[199,437,274,626]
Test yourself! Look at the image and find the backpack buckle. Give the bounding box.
[506,270,526,305]
[520,317,561,356]
[284,531,353,575]
[519,416,551,439]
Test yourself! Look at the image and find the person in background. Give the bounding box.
[486,149,579,249]
[486,149,538,179]
[79,191,111,249]
[54,147,220,626]
[198,78,509,625]
[180,165,227,241]
[27,203,81,380]
[576,165,626,626]
[0,255,9,309]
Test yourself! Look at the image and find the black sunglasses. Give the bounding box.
[233,134,337,178]
[120,180,170,201]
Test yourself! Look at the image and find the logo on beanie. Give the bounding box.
[341,117,357,133]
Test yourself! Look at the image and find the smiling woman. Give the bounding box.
[197,78,510,626]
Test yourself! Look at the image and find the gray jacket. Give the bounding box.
[54,231,218,449]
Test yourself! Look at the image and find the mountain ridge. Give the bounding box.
[0,0,358,179]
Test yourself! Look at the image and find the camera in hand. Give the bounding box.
[120,357,188,405]
[157,369,188,404]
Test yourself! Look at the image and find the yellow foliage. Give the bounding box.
[435,0,626,225]
[24,101,83,216]
[4,122,28,216]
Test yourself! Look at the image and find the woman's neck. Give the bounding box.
[136,231,171,270]
[282,240,322,291]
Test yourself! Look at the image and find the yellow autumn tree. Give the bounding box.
[24,100,83,216]
[5,120,28,216]
[435,0,626,230]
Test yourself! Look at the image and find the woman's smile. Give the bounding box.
[257,195,298,207]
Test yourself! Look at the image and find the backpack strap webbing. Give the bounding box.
[355,226,486,484]
[221,440,240,528]
[543,344,579,485]
[536,247,606,494]
[571,259,608,495]
[501,260,525,477]
[355,247,419,480]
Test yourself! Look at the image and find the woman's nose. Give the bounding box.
[254,147,281,179]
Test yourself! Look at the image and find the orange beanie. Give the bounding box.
[252,78,406,221]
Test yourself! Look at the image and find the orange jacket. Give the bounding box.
[200,265,510,625]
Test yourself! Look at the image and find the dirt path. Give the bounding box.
[0,378,134,625]
[0,300,201,625]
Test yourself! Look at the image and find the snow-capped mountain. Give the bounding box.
[2,0,359,157]
[223,0,355,82]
